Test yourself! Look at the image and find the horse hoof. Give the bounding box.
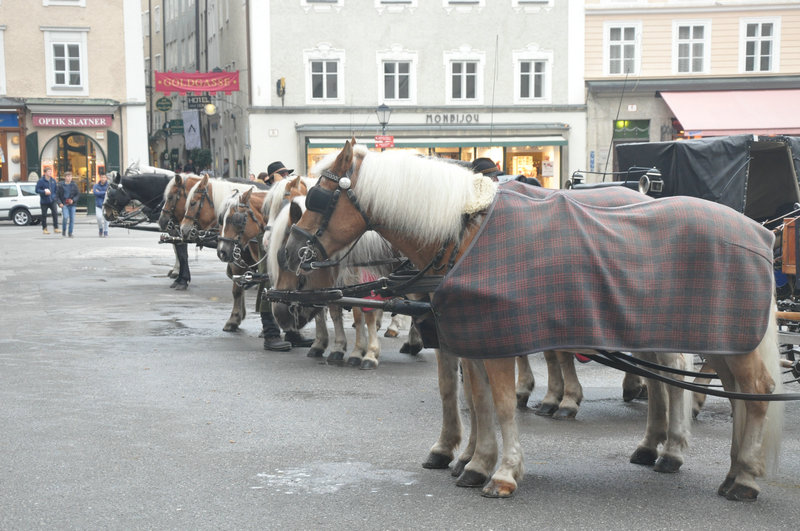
[384,329,398,338]
[223,323,239,332]
[422,452,452,469]
[516,393,530,409]
[360,359,378,370]
[456,469,488,488]
[717,476,736,497]
[400,343,423,355]
[481,479,516,498]
[725,483,759,502]
[654,455,683,473]
[623,385,647,402]
[451,459,469,478]
[346,357,362,368]
[327,351,345,365]
[629,447,658,466]
[306,347,325,358]
[534,403,558,417]
[553,407,578,420]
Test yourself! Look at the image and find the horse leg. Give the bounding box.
[400,321,424,356]
[346,307,367,367]
[630,353,671,467]
[535,350,564,417]
[385,314,409,338]
[325,305,347,365]
[306,307,329,358]
[223,264,246,332]
[452,360,476,478]
[654,353,691,473]
[515,355,535,409]
[423,351,462,470]
[623,371,647,402]
[481,357,523,498]
[553,350,583,420]
[359,309,382,370]
[456,359,499,489]
[168,245,180,279]
[691,358,714,418]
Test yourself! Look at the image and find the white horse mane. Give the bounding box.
[313,145,496,245]
[126,160,176,177]
[186,177,260,217]
[260,176,317,224]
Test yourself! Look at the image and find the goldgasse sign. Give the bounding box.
[155,71,240,95]
[33,115,113,128]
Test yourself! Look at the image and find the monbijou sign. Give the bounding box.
[33,114,113,128]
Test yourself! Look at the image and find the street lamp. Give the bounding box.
[376,103,391,136]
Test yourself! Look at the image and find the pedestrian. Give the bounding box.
[57,171,80,238]
[257,171,270,187]
[248,172,256,182]
[222,158,230,178]
[92,172,110,237]
[266,161,293,186]
[183,158,195,174]
[35,168,60,235]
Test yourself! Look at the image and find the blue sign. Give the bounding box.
[0,113,19,127]
[590,150,595,172]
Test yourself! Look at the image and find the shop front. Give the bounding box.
[0,105,25,183]
[25,101,121,212]
[304,134,567,189]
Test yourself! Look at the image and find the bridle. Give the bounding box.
[289,164,373,271]
[183,185,215,240]
[219,195,268,268]
[160,183,186,234]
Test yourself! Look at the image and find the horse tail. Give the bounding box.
[736,293,784,476]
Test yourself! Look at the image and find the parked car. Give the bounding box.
[0,181,51,226]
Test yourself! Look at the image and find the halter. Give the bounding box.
[289,164,373,271]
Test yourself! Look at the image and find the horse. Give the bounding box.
[283,140,784,501]
[102,170,193,289]
[220,181,423,368]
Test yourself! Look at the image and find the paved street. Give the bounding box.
[1,216,799,530]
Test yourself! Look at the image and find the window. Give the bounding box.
[154,6,161,33]
[444,48,484,104]
[143,11,150,37]
[604,22,640,75]
[305,45,345,104]
[42,28,89,95]
[312,61,338,99]
[513,46,552,104]
[673,21,709,74]
[377,48,417,104]
[741,18,780,73]
[375,0,416,12]
[302,0,343,12]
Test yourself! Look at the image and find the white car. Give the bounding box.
[0,181,53,226]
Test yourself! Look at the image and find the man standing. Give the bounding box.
[57,172,80,238]
[35,168,60,234]
[92,172,109,237]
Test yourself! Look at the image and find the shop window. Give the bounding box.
[613,119,650,141]
[40,133,106,193]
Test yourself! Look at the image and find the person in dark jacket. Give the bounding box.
[92,172,109,237]
[35,168,60,234]
[57,172,80,238]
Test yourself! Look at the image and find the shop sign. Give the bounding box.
[155,71,240,95]
[169,119,184,134]
[425,113,480,124]
[33,114,112,128]
[374,135,394,149]
[156,97,173,111]
[187,95,212,109]
[0,112,20,127]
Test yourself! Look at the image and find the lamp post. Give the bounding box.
[376,103,391,136]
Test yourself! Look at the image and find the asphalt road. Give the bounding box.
[1,217,799,530]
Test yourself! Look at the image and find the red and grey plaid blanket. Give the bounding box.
[432,181,775,359]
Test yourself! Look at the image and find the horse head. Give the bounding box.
[284,139,370,273]
[159,174,185,231]
[217,188,266,264]
[180,174,216,239]
[102,174,131,221]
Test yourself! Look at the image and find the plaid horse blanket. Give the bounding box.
[431,181,775,359]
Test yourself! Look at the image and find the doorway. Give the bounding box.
[40,132,106,193]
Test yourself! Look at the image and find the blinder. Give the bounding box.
[306,184,336,215]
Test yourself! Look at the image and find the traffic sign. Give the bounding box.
[375,135,394,149]
[155,97,172,112]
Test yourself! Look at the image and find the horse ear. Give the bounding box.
[350,135,357,146]
[333,140,354,175]
[242,188,252,201]
[174,174,182,185]
[201,174,209,186]
[289,201,303,225]
[113,172,121,185]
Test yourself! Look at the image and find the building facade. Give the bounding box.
[248,0,586,188]
[0,0,148,194]
[585,0,800,177]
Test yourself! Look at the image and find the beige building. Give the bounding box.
[585,0,800,177]
[0,0,148,196]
